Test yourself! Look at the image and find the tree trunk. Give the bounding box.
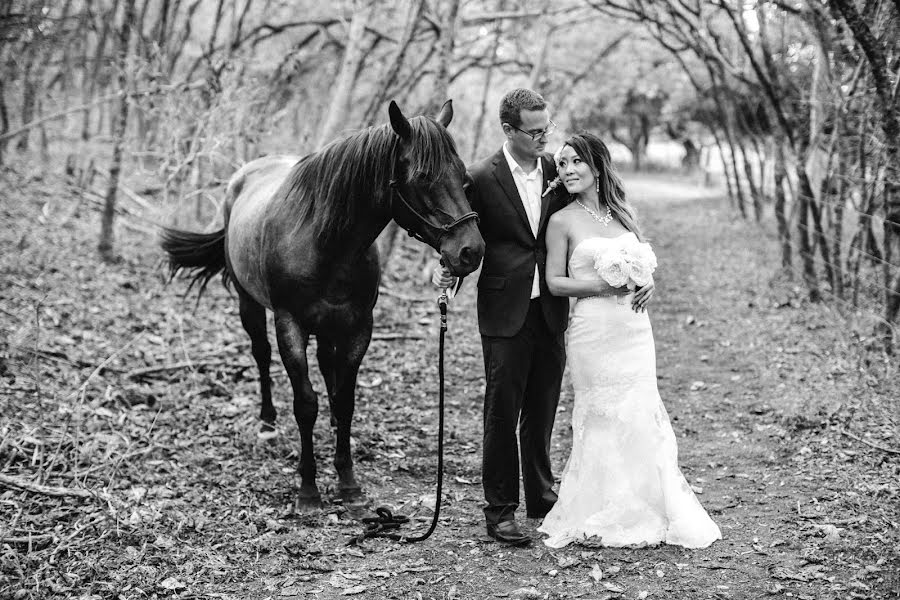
[17,43,38,152]
[801,166,834,292]
[657,43,732,199]
[848,119,883,307]
[629,134,643,172]
[361,0,425,126]
[739,141,763,222]
[205,0,227,60]
[423,0,460,115]
[154,0,171,55]
[705,64,747,218]
[725,131,747,220]
[773,138,792,271]
[98,0,137,263]
[795,166,821,301]
[470,14,503,160]
[72,0,95,109]
[135,0,151,57]
[0,78,9,166]
[59,0,88,103]
[828,0,900,347]
[706,125,735,208]
[82,0,120,142]
[167,0,203,76]
[527,24,553,89]
[316,0,373,148]
[723,112,749,219]
[829,151,845,300]
[682,139,700,172]
[750,135,768,205]
[229,0,256,58]
[883,181,900,350]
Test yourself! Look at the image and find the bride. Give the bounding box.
[537,132,721,549]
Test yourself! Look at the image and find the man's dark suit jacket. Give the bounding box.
[467,148,570,338]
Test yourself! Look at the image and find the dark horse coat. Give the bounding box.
[161,102,484,505]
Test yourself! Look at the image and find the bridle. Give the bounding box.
[388,178,479,246]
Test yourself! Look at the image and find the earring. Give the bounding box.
[596,176,600,195]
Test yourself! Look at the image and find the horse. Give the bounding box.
[160,100,484,506]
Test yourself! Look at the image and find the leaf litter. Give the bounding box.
[1,171,897,598]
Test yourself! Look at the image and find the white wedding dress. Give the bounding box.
[538,233,722,549]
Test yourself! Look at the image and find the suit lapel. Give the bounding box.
[491,151,533,236]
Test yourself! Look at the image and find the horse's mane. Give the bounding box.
[276,115,460,244]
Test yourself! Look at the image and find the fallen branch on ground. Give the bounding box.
[17,347,93,369]
[65,446,155,480]
[70,331,146,401]
[49,515,107,562]
[126,358,232,379]
[4,345,125,372]
[0,534,55,545]
[840,429,900,455]
[0,473,94,498]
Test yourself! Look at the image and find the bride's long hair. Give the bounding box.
[558,132,643,241]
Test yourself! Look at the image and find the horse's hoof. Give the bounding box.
[297,483,323,510]
[338,487,368,506]
[296,494,323,511]
[257,422,278,441]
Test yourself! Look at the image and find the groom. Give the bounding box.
[435,88,568,545]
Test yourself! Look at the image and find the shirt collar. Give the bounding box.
[503,142,543,178]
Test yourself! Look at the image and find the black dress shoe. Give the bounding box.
[486,520,531,546]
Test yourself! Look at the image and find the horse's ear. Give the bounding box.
[436,100,453,128]
[389,101,412,140]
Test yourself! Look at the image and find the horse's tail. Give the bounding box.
[159,226,231,300]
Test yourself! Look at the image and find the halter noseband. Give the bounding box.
[388,179,480,246]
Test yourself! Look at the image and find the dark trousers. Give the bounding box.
[481,298,566,525]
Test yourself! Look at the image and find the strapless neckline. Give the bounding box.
[569,232,636,266]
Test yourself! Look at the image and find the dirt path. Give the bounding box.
[1,172,897,599]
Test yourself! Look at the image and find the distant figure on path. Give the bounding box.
[537,132,719,548]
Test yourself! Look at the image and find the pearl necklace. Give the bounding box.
[575,199,613,226]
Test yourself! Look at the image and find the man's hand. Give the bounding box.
[431,264,458,290]
[631,278,655,313]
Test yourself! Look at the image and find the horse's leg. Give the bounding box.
[238,289,276,439]
[315,337,339,429]
[273,308,321,506]
[329,315,373,503]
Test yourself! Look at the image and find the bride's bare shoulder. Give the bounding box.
[550,202,579,225]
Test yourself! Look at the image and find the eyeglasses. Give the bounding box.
[506,120,556,141]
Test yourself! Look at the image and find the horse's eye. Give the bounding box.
[462,173,474,191]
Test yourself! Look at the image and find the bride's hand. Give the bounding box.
[632,279,655,313]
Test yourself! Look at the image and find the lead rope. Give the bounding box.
[347,291,448,545]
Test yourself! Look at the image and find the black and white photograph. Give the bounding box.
[1,1,898,598]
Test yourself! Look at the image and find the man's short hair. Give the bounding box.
[499,88,547,128]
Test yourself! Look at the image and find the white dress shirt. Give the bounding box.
[502,142,543,299]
